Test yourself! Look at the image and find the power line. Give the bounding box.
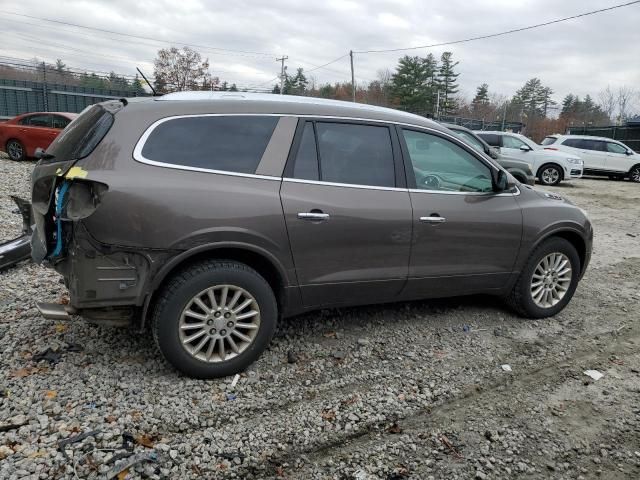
[0,10,280,57]
[354,1,640,53]
[304,54,350,73]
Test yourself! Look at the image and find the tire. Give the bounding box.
[507,237,580,319]
[6,139,25,161]
[537,164,562,186]
[629,164,640,183]
[152,260,278,379]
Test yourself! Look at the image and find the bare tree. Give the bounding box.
[617,86,636,123]
[597,85,616,123]
[153,46,210,93]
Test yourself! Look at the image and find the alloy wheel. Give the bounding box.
[530,252,572,308]
[179,285,261,362]
[541,167,560,185]
[631,166,640,183]
[7,141,23,161]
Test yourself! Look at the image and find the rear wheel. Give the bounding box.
[6,140,25,161]
[538,164,562,186]
[630,164,640,183]
[507,237,580,318]
[152,260,277,378]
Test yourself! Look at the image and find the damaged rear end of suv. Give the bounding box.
[31,99,154,325]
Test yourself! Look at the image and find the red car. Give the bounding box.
[0,112,78,161]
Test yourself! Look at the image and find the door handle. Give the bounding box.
[298,212,330,221]
[420,216,446,223]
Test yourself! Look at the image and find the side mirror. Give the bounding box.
[519,145,532,152]
[488,147,500,160]
[626,150,633,156]
[34,147,46,159]
[492,169,509,192]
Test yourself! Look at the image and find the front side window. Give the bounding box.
[402,130,493,193]
[502,135,527,149]
[21,114,51,127]
[607,142,627,154]
[313,122,395,187]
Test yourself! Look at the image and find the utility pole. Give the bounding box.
[501,102,507,131]
[349,50,355,103]
[276,56,288,95]
[42,61,48,112]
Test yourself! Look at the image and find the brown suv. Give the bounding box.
[31,92,592,378]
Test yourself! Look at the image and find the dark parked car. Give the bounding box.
[31,93,592,378]
[0,112,77,160]
[442,124,535,185]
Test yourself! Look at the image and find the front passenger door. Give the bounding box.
[399,128,522,298]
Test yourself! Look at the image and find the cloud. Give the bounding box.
[1,0,638,100]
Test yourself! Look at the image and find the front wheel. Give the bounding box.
[152,260,277,378]
[6,140,25,161]
[507,237,580,318]
[538,165,562,186]
[630,165,640,183]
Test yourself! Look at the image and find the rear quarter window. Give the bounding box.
[541,137,557,145]
[139,116,279,174]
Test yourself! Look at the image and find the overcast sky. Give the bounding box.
[1,0,639,103]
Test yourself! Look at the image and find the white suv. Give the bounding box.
[542,135,640,183]
[476,131,583,186]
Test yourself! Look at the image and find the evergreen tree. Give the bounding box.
[284,68,308,95]
[229,83,238,92]
[436,52,459,115]
[272,84,281,94]
[390,55,438,114]
[472,83,490,107]
[55,59,67,75]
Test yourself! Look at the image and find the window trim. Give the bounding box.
[133,113,518,197]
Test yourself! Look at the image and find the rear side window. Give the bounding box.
[141,116,278,174]
[562,138,582,148]
[477,133,500,147]
[541,136,557,145]
[314,122,395,187]
[52,115,71,129]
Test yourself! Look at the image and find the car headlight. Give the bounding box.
[566,157,583,165]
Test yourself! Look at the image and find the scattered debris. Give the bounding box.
[463,324,471,332]
[230,373,240,388]
[64,342,83,352]
[584,370,604,381]
[11,366,43,378]
[626,233,637,237]
[439,435,463,459]
[0,445,14,460]
[226,393,237,401]
[105,451,159,479]
[287,350,299,364]
[122,432,135,452]
[501,364,512,372]
[321,409,336,422]
[57,430,101,459]
[135,434,158,449]
[387,422,403,434]
[32,348,62,364]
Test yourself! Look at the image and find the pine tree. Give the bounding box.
[390,55,438,114]
[437,52,459,115]
[472,84,490,106]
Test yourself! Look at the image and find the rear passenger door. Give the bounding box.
[280,120,412,307]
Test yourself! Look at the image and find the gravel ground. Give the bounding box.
[1,155,639,480]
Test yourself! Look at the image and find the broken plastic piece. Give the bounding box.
[584,370,604,381]
[105,451,158,479]
[230,374,240,388]
[501,364,512,372]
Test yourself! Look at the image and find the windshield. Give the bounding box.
[452,130,485,153]
[45,105,114,161]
